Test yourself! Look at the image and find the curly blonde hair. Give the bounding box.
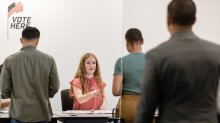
[71,53,103,94]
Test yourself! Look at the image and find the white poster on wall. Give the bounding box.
[1,1,37,42]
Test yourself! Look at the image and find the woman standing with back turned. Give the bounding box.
[112,28,145,123]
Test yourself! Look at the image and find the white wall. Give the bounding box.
[0,0,123,111]
[123,0,220,53]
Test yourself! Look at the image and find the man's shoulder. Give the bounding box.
[5,50,55,64]
[147,38,220,61]
[199,38,220,50]
[4,51,21,63]
[146,40,170,57]
[36,50,54,60]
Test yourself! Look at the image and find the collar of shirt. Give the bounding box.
[20,45,37,51]
[170,30,198,41]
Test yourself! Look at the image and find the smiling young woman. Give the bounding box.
[69,53,107,110]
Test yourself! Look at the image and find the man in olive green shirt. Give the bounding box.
[0,63,10,109]
[0,26,60,123]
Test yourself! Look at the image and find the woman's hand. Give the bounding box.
[90,90,101,97]
[73,85,101,104]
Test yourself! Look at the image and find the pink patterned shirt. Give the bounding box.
[70,77,106,110]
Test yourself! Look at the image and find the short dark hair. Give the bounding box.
[168,0,196,26]
[22,26,40,40]
[125,28,143,44]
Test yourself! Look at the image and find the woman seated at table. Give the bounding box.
[69,53,107,110]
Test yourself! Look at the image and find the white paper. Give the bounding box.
[64,110,112,114]
[0,110,9,114]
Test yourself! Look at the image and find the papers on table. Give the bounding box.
[64,110,112,114]
[93,110,112,114]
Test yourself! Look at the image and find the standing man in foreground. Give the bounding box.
[0,26,60,123]
[134,0,220,123]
